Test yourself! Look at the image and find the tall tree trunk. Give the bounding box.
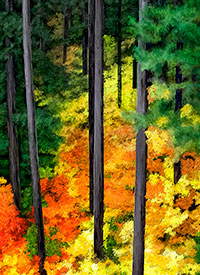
[82,1,88,75]
[117,0,122,108]
[132,0,150,274]
[39,0,44,51]
[94,0,104,258]
[5,0,21,211]
[22,1,46,274]
[88,0,95,214]
[70,5,73,27]
[63,7,70,64]
[158,0,164,5]
[174,41,183,184]
[132,0,138,90]
[133,58,137,89]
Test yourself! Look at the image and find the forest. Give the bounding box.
[1,0,200,274]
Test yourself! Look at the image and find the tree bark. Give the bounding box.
[174,41,183,184]
[133,0,139,90]
[5,0,21,211]
[82,1,88,75]
[38,0,44,51]
[158,0,164,5]
[132,0,138,90]
[132,0,150,274]
[22,1,46,274]
[117,0,122,108]
[88,0,95,214]
[94,0,104,258]
[70,6,73,27]
[133,40,138,89]
[133,59,137,89]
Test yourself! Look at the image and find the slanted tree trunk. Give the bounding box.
[94,0,104,258]
[5,0,21,211]
[82,1,88,75]
[174,41,183,184]
[132,0,150,274]
[88,0,95,214]
[22,1,46,274]
[117,0,122,108]
[63,7,71,64]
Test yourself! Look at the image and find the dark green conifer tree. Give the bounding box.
[0,0,66,213]
[132,0,151,273]
[22,1,47,273]
[5,0,21,211]
[132,0,200,164]
[128,0,200,272]
[104,0,138,105]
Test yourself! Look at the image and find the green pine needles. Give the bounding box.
[129,0,200,154]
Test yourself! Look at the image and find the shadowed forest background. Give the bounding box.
[1,0,200,274]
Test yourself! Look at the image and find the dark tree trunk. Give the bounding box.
[94,0,104,258]
[82,1,88,75]
[117,0,122,108]
[132,0,138,90]
[133,128,147,275]
[22,1,46,274]
[5,0,21,211]
[132,0,150,274]
[88,0,95,214]
[63,7,70,64]
[39,0,44,51]
[133,59,137,89]
[5,0,13,10]
[133,40,138,89]
[174,41,183,184]
[70,6,73,27]
[158,0,164,5]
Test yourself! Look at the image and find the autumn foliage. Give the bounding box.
[1,57,200,274]
[0,182,27,255]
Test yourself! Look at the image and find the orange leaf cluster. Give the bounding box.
[175,190,196,211]
[0,184,27,255]
[146,178,165,200]
[181,152,200,180]
[3,100,200,274]
[40,175,88,243]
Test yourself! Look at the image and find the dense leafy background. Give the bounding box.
[1,0,200,274]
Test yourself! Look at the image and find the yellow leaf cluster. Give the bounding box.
[181,104,200,126]
[156,116,168,128]
[0,176,7,185]
[146,127,172,155]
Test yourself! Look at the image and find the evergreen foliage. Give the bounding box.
[104,0,137,69]
[25,224,63,258]
[128,0,200,155]
[1,0,200,273]
[0,1,65,191]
